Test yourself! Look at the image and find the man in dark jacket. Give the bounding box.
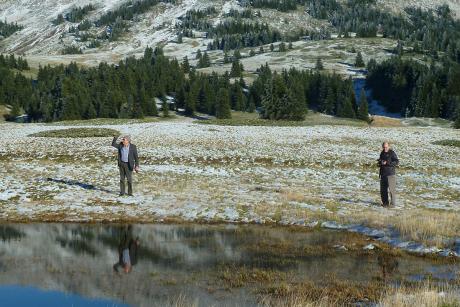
[112,135,139,196]
[378,142,399,207]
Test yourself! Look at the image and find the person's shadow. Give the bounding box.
[113,225,140,274]
[46,178,113,193]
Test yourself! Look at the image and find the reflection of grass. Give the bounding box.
[29,127,120,138]
[432,139,460,148]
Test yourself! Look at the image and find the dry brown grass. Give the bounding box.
[379,284,460,307]
[259,283,460,307]
[370,115,403,127]
[258,279,383,306]
[280,189,308,203]
[347,208,460,247]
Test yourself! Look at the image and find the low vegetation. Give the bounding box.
[29,128,120,138]
[432,139,460,148]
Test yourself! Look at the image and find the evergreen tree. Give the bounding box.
[355,51,365,67]
[230,59,244,78]
[195,49,202,60]
[162,100,169,117]
[357,88,369,121]
[216,88,231,119]
[182,56,190,73]
[316,58,324,70]
[279,42,286,52]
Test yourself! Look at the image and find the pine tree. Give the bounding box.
[355,51,365,67]
[279,42,286,52]
[358,88,369,121]
[316,58,324,70]
[216,88,231,119]
[195,49,202,60]
[162,100,169,117]
[230,59,243,78]
[182,56,190,73]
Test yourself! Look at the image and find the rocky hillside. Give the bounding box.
[0,0,459,67]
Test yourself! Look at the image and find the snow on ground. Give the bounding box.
[0,120,459,254]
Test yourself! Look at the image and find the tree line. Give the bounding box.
[253,63,369,121]
[0,19,23,38]
[366,57,460,125]
[0,47,371,123]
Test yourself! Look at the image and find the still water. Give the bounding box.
[0,223,458,306]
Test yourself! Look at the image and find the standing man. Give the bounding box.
[112,135,139,196]
[378,141,399,207]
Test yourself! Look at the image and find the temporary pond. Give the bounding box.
[0,223,458,306]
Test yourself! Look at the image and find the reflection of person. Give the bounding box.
[113,225,140,274]
[378,142,399,207]
[111,135,139,196]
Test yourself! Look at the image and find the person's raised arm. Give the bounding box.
[112,136,119,148]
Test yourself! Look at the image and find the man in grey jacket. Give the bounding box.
[112,135,139,196]
[378,142,399,207]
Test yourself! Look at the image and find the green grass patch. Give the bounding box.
[29,128,120,138]
[198,111,367,127]
[432,139,460,148]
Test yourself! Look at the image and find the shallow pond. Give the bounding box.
[0,223,458,306]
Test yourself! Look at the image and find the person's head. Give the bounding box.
[382,142,390,152]
[122,135,131,146]
[123,263,132,273]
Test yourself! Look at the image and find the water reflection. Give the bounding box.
[113,225,140,274]
[0,223,458,307]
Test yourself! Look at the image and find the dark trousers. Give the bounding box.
[119,162,133,195]
[380,175,396,206]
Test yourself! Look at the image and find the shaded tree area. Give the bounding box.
[54,4,95,24]
[366,57,460,122]
[251,64,359,120]
[309,1,460,62]
[0,55,32,120]
[0,19,23,38]
[0,47,368,123]
[0,48,239,122]
[66,4,95,23]
[95,0,176,40]
[206,19,282,51]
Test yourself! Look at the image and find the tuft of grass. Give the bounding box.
[29,128,120,138]
[379,284,460,307]
[259,282,460,307]
[432,139,460,148]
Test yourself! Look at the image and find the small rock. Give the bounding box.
[363,244,375,250]
[334,244,348,251]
